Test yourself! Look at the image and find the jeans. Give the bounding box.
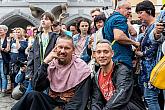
[144,83,160,110]
[0,59,7,91]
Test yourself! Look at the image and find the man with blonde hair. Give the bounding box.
[91,39,146,110]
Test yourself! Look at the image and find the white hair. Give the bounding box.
[0,25,8,32]
[116,0,129,8]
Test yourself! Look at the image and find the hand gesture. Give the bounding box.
[44,47,58,64]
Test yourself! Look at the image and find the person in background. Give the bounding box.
[10,27,28,88]
[25,26,35,56]
[150,4,165,110]
[135,1,161,110]
[0,25,10,97]
[127,14,137,41]
[103,0,139,71]
[52,21,61,35]
[88,14,106,77]
[26,12,58,92]
[73,19,91,63]
[68,23,78,36]
[90,8,102,34]
[12,35,91,110]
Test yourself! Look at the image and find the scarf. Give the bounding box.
[47,55,91,92]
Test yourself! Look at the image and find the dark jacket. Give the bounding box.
[33,62,91,110]
[26,32,58,88]
[91,63,146,110]
[1,36,10,64]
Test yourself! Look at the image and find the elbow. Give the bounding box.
[130,32,137,37]
[114,36,121,41]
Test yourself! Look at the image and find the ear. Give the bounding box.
[111,50,114,57]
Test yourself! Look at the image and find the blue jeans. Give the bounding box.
[0,59,7,91]
[144,83,160,110]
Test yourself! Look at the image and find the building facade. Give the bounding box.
[0,0,113,30]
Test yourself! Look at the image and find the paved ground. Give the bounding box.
[0,94,17,110]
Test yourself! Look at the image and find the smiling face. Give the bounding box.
[95,42,114,66]
[55,37,74,65]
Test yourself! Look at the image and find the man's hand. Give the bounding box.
[133,41,140,48]
[44,47,58,64]
[135,50,143,57]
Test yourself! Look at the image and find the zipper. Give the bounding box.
[112,88,124,103]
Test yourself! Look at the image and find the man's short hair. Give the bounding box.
[135,0,155,17]
[96,39,112,50]
[0,25,8,32]
[56,33,75,48]
[90,8,101,15]
[116,0,129,8]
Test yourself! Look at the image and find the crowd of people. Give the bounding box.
[0,0,164,110]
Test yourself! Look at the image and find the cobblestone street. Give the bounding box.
[0,94,17,110]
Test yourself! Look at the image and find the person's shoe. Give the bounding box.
[0,92,6,98]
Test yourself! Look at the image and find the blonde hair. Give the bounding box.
[15,27,26,38]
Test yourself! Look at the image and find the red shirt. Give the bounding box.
[98,68,115,101]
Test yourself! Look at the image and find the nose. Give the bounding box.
[137,14,141,19]
[60,48,65,53]
[100,52,104,57]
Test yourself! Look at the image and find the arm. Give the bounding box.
[103,64,134,110]
[18,41,28,52]
[33,47,57,91]
[91,78,105,110]
[127,21,137,37]
[153,22,164,40]
[64,76,91,110]
[113,29,139,47]
[33,62,50,91]
[15,70,25,83]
